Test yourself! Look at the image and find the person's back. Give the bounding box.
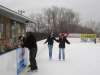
[44,33,55,60]
[23,32,37,49]
[47,35,55,45]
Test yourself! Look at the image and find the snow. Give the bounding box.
[0,38,100,75]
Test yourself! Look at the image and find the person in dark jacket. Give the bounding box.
[22,32,38,72]
[44,33,55,60]
[55,33,70,61]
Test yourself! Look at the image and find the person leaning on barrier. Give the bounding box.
[22,32,38,72]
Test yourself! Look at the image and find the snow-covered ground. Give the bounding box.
[0,38,100,75]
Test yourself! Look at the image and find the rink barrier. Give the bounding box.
[80,34,96,38]
[16,48,28,75]
[80,34,96,43]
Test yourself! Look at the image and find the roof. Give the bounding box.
[0,5,33,24]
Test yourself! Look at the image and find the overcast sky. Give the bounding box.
[0,0,100,23]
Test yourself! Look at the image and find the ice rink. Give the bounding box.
[0,38,100,75]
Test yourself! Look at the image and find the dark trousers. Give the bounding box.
[29,48,37,70]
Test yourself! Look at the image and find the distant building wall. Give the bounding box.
[0,14,26,51]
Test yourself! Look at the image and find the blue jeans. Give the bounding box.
[48,45,53,59]
[59,48,65,60]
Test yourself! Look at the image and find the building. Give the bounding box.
[0,5,33,51]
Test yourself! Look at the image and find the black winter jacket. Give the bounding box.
[45,36,55,45]
[56,37,70,48]
[23,32,37,49]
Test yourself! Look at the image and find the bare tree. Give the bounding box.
[95,22,100,37]
[29,6,93,34]
[43,6,80,33]
[30,13,47,32]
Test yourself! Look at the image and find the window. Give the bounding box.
[0,15,4,39]
[0,24,4,39]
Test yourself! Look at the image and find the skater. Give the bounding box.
[44,32,55,60]
[55,33,70,61]
[22,32,38,72]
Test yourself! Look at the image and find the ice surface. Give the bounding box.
[0,38,100,75]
